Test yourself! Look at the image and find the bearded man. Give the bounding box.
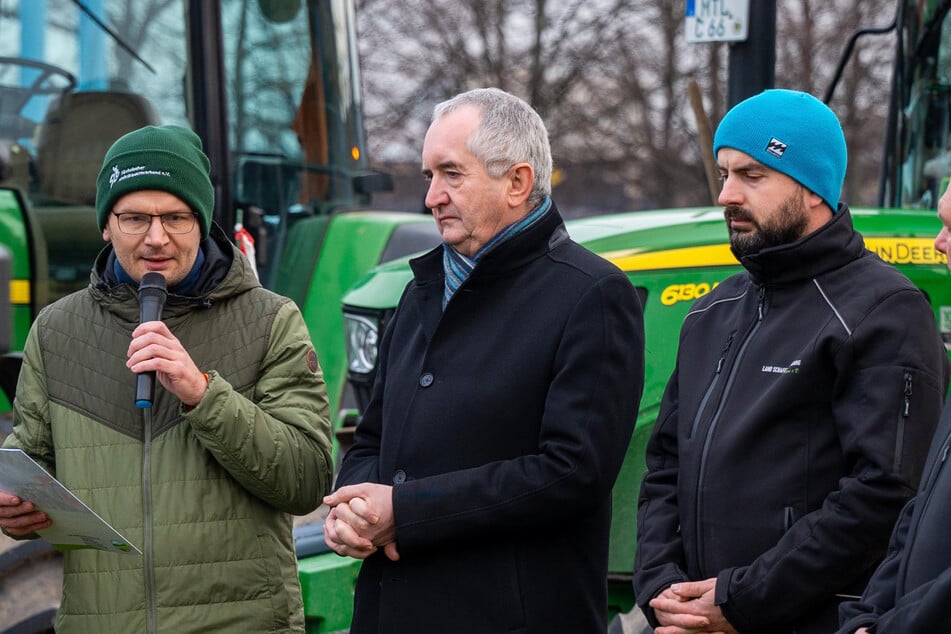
[632,89,949,634]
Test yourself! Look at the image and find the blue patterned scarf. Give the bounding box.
[442,196,551,309]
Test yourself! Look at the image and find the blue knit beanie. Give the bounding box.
[713,89,847,213]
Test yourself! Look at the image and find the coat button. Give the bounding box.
[392,470,407,485]
[419,372,434,387]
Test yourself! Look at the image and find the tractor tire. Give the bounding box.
[0,537,62,634]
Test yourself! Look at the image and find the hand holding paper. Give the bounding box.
[0,449,139,554]
[0,490,51,536]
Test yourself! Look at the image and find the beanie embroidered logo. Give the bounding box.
[108,164,172,189]
[766,137,788,159]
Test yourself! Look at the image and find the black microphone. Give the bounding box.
[135,272,167,409]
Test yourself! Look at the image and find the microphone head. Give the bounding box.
[138,272,167,296]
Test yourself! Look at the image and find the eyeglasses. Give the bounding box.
[112,212,198,235]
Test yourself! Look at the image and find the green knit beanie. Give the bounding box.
[96,125,214,238]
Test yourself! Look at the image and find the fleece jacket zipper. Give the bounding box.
[694,285,766,572]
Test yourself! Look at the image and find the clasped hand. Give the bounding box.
[323,483,399,561]
[649,579,738,634]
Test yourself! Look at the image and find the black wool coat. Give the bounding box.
[335,203,645,634]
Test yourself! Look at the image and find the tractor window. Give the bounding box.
[224,0,371,291]
[1,1,377,307]
[902,9,951,208]
[0,1,187,304]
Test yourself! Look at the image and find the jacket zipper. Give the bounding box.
[143,409,156,634]
[689,332,736,438]
[695,286,766,571]
[894,372,913,472]
[784,506,796,531]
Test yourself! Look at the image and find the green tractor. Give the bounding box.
[334,0,951,627]
[0,1,439,632]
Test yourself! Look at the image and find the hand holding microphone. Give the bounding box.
[128,273,207,409]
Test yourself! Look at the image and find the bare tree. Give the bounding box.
[356,0,895,213]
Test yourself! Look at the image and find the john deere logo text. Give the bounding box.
[864,238,946,265]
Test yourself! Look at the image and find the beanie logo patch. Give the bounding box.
[766,138,788,158]
[108,164,172,189]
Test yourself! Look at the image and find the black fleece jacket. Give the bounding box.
[634,207,949,634]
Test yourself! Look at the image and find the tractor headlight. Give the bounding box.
[344,313,380,375]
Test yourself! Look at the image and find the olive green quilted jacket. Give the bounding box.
[4,229,333,633]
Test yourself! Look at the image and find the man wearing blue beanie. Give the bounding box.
[634,89,949,634]
[0,125,333,632]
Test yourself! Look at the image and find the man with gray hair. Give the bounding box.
[323,87,645,632]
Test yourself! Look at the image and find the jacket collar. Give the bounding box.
[90,223,258,320]
[738,205,866,285]
[409,200,567,339]
[410,200,566,285]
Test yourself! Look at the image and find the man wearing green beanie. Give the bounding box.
[0,124,334,632]
[634,89,949,634]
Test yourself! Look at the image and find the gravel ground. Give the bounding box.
[0,535,61,632]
